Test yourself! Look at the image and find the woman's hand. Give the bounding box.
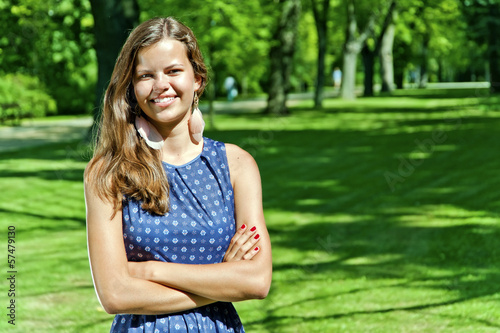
[223,224,261,262]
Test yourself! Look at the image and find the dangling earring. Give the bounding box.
[135,115,164,150]
[188,92,205,144]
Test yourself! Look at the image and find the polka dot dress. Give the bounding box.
[111,138,244,333]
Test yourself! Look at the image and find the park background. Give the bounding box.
[1,0,500,332]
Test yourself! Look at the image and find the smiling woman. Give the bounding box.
[84,17,272,333]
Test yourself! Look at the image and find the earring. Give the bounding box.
[135,115,164,150]
[188,92,205,144]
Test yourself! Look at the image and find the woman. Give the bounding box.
[84,17,272,332]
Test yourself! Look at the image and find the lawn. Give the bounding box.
[1,88,500,332]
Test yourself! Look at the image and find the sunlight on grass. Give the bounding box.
[2,90,500,332]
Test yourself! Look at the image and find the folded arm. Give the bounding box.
[85,177,217,315]
[128,145,272,302]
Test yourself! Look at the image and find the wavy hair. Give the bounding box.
[85,17,208,216]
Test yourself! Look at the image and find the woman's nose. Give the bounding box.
[153,74,171,92]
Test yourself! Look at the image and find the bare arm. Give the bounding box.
[128,145,272,302]
[85,176,217,315]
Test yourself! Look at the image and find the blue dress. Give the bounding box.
[111,138,245,333]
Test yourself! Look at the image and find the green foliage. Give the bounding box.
[0,0,96,115]
[378,0,475,84]
[0,73,57,124]
[459,0,500,59]
[291,10,318,92]
[139,0,272,97]
[0,0,496,119]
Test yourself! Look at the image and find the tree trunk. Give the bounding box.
[89,0,139,139]
[487,3,500,94]
[393,37,408,90]
[340,0,380,100]
[394,67,404,89]
[361,1,396,96]
[265,0,301,115]
[488,43,500,94]
[379,12,396,93]
[341,45,359,100]
[362,44,375,97]
[341,0,359,100]
[311,0,330,108]
[419,33,430,88]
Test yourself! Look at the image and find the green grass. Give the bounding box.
[1,89,500,332]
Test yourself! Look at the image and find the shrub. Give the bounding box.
[0,73,57,125]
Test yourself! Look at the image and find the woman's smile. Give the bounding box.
[151,95,177,108]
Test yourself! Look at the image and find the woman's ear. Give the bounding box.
[194,75,202,92]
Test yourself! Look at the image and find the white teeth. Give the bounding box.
[154,97,175,103]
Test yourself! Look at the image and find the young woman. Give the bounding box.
[84,17,272,332]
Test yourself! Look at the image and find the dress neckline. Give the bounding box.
[161,138,206,169]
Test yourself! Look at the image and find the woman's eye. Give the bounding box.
[137,73,152,80]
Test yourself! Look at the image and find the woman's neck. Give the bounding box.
[158,123,203,166]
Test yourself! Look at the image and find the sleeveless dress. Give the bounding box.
[111,138,245,333]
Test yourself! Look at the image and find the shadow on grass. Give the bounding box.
[208,110,500,328]
[2,100,500,329]
[0,206,86,229]
[0,167,86,181]
[391,88,491,99]
[0,139,92,162]
[0,140,90,182]
[246,288,500,328]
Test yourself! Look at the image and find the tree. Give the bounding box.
[379,3,397,92]
[377,0,467,89]
[290,10,320,94]
[1,0,96,114]
[399,0,467,88]
[265,0,302,115]
[360,0,396,96]
[460,0,500,93]
[89,0,139,137]
[414,2,430,88]
[340,0,387,99]
[311,0,331,107]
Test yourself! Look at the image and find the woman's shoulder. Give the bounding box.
[84,156,98,179]
[223,143,259,178]
[83,155,108,188]
[224,143,253,161]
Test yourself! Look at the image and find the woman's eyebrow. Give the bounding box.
[136,64,185,73]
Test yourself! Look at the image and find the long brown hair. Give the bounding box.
[85,17,208,216]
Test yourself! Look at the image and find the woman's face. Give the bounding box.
[133,39,201,129]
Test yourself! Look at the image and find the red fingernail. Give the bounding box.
[250,226,256,232]
[254,247,259,251]
[254,234,260,240]
[240,224,246,230]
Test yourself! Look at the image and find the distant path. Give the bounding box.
[198,90,338,114]
[0,117,93,153]
[0,82,488,153]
